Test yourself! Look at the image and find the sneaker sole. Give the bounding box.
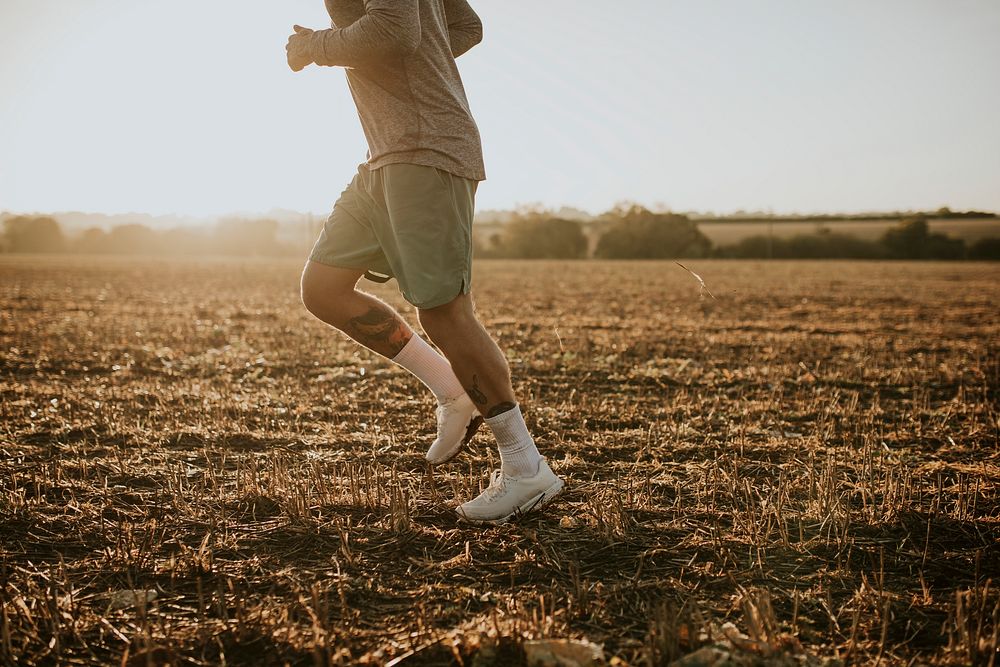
[458,477,565,525]
[427,415,484,465]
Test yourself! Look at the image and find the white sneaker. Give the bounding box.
[456,458,564,524]
[425,394,483,464]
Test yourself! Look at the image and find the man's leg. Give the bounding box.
[301,261,413,357]
[419,292,563,523]
[418,293,542,477]
[300,261,481,454]
[417,293,513,415]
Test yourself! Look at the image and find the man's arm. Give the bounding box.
[443,0,483,58]
[302,0,422,68]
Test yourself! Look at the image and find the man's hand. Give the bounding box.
[286,25,315,72]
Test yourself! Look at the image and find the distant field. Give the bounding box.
[1,256,998,665]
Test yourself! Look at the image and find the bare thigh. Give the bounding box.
[300,261,364,305]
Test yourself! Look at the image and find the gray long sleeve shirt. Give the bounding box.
[308,0,486,181]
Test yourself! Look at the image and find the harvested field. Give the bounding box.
[1,256,998,665]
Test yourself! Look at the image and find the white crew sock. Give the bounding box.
[391,335,465,404]
[486,404,543,479]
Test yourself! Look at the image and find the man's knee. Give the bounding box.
[300,280,324,318]
[299,264,325,315]
[300,261,359,320]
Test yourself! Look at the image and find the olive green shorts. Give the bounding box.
[309,163,478,310]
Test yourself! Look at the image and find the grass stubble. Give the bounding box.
[1,256,998,665]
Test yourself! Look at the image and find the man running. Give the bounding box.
[287,0,563,523]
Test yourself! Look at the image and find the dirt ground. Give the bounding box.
[1,256,998,665]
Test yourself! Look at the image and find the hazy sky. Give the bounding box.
[2,1,999,217]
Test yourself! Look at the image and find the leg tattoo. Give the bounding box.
[468,374,488,406]
[486,402,517,418]
[347,307,412,357]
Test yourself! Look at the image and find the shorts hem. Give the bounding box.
[308,253,393,279]
[406,274,471,310]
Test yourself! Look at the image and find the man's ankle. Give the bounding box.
[485,404,543,478]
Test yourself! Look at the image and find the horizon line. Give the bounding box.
[2,204,998,221]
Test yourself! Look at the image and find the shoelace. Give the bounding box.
[483,470,509,501]
[435,402,459,428]
[435,399,479,427]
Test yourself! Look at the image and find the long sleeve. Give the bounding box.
[313,0,486,182]
[443,0,482,58]
[309,0,421,68]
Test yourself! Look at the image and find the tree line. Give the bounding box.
[477,205,1000,260]
[0,216,297,256]
[3,207,999,260]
